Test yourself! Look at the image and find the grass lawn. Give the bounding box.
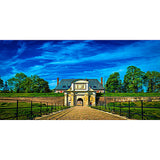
[0,93,160,98]
[91,101,160,120]
[101,93,160,97]
[0,102,70,120]
[0,92,64,97]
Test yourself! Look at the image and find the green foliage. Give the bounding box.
[3,81,9,93]
[123,66,145,93]
[105,72,122,93]
[8,73,27,92]
[144,71,160,93]
[7,73,50,93]
[0,77,4,89]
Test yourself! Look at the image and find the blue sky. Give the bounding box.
[0,40,160,89]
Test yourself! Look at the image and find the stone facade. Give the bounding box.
[64,80,96,106]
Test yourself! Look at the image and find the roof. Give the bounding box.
[55,79,104,90]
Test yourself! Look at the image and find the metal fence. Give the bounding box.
[0,99,69,120]
[94,98,160,120]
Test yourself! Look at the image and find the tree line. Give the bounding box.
[0,73,50,93]
[0,66,159,93]
[105,66,160,93]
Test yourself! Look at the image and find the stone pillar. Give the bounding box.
[64,92,68,106]
[70,92,75,106]
[84,92,89,106]
[92,92,96,106]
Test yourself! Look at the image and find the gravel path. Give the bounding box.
[39,106,126,120]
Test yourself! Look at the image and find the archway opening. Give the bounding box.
[77,98,83,106]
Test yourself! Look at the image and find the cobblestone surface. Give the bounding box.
[40,106,126,120]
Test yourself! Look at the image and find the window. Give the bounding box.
[93,86,96,88]
[63,85,66,88]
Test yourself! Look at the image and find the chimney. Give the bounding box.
[101,77,103,86]
[57,77,59,86]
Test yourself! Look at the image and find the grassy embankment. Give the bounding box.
[91,101,160,120]
[102,93,160,97]
[0,102,69,120]
[0,93,64,97]
[0,93,160,97]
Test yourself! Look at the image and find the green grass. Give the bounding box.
[101,93,160,97]
[91,101,160,120]
[0,92,159,98]
[0,92,64,97]
[0,102,70,120]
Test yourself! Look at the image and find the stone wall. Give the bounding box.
[0,96,159,106]
[97,96,160,103]
[0,97,64,105]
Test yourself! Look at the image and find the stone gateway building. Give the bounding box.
[55,78,104,106]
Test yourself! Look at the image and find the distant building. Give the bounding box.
[54,78,104,106]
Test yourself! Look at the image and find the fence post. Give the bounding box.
[31,101,33,120]
[141,100,143,120]
[51,103,53,112]
[16,100,18,120]
[120,102,121,116]
[40,102,42,116]
[128,101,130,119]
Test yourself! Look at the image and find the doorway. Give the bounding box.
[77,98,83,106]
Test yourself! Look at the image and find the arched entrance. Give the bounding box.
[77,98,83,106]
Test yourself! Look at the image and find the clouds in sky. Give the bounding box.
[0,40,160,89]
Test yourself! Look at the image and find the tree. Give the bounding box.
[23,77,33,93]
[3,81,9,93]
[30,75,50,93]
[7,73,50,93]
[105,72,122,93]
[123,66,145,93]
[8,73,27,92]
[0,77,3,90]
[144,71,160,93]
